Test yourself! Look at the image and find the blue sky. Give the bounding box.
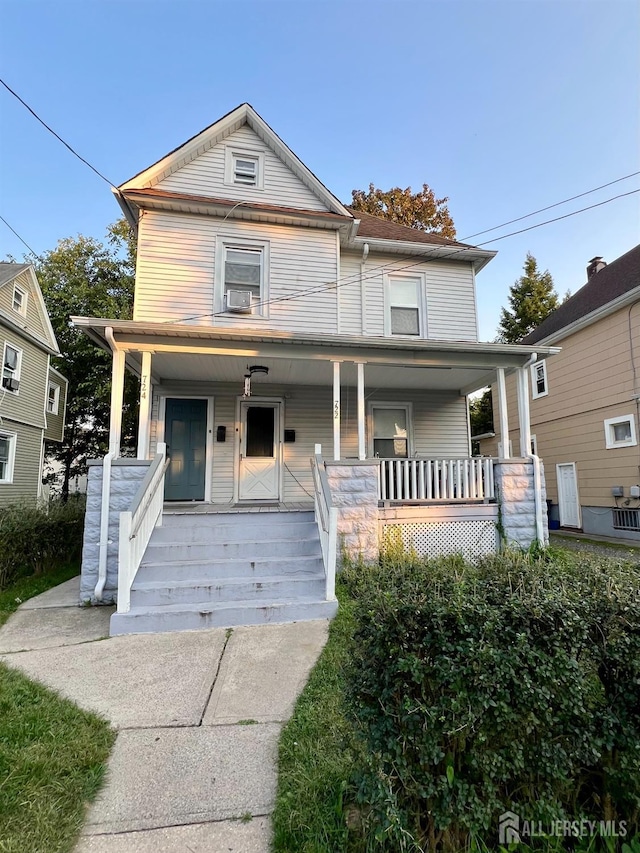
[1,0,638,340]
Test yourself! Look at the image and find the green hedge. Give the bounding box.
[341,548,640,851]
[0,496,86,589]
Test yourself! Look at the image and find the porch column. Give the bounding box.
[332,360,341,461]
[108,346,126,457]
[516,366,532,457]
[137,351,152,460]
[357,362,366,460]
[496,367,510,459]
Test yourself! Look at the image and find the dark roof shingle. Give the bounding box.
[346,207,474,248]
[0,262,30,288]
[523,244,640,343]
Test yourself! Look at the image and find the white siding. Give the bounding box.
[150,381,469,503]
[157,126,329,212]
[339,252,364,335]
[134,211,339,334]
[355,253,478,342]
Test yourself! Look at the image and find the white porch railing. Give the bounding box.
[310,446,338,601]
[117,442,169,613]
[379,457,496,502]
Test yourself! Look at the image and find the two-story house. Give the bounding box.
[74,104,558,635]
[0,263,68,507]
[482,245,640,541]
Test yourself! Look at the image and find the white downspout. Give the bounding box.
[95,327,123,601]
[360,242,369,335]
[519,352,546,546]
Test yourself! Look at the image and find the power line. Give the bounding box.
[171,186,640,324]
[464,171,640,240]
[0,77,115,188]
[0,214,38,257]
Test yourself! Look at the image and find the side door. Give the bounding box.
[556,462,581,528]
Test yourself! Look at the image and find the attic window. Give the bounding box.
[224,147,264,189]
[12,285,27,316]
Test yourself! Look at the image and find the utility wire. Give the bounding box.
[464,171,640,240]
[0,214,39,257]
[0,77,115,187]
[171,186,640,324]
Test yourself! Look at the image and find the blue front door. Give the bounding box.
[164,398,207,501]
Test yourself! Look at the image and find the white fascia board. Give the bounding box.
[0,309,59,355]
[117,104,352,218]
[532,285,640,346]
[49,364,69,386]
[349,236,497,271]
[26,266,59,353]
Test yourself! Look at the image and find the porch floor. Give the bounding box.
[162,501,315,514]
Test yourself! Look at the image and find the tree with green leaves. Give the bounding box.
[350,183,457,238]
[35,220,138,499]
[496,252,559,343]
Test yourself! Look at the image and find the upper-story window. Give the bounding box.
[530,360,548,399]
[218,238,270,317]
[47,381,60,415]
[2,343,22,394]
[385,274,425,336]
[224,147,265,189]
[12,285,27,316]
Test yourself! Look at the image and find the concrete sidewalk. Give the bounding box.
[0,577,330,852]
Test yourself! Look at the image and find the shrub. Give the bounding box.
[341,548,640,851]
[0,496,86,589]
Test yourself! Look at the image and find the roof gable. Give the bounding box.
[524,243,640,344]
[0,263,59,353]
[119,103,351,217]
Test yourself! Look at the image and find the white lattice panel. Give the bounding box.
[382,520,497,561]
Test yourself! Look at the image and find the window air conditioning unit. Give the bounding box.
[2,378,19,392]
[226,290,253,313]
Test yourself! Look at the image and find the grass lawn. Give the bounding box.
[0,564,115,853]
[0,563,80,629]
[272,587,361,853]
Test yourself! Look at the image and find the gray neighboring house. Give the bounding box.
[0,263,68,507]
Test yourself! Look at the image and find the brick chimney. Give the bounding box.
[587,256,607,278]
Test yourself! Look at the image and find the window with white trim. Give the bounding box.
[47,381,60,415]
[386,274,424,336]
[604,414,637,449]
[0,431,16,483]
[217,237,270,317]
[530,360,548,398]
[224,147,264,189]
[2,344,22,393]
[12,285,27,316]
[370,404,412,458]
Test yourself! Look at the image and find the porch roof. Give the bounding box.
[72,316,560,395]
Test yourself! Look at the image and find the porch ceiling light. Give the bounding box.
[247,364,269,376]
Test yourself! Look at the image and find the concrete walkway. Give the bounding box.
[0,577,330,852]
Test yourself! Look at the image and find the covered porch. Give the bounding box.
[72,318,558,623]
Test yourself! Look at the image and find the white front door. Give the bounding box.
[238,402,281,501]
[557,463,581,528]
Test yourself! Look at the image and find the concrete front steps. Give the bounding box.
[109,510,337,635]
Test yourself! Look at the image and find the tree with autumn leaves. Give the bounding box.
[350,183,457,238]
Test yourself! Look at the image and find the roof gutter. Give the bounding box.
[112,188,139,236]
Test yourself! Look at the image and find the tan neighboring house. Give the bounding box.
[481,244,640,541]
[0,263,68,507]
